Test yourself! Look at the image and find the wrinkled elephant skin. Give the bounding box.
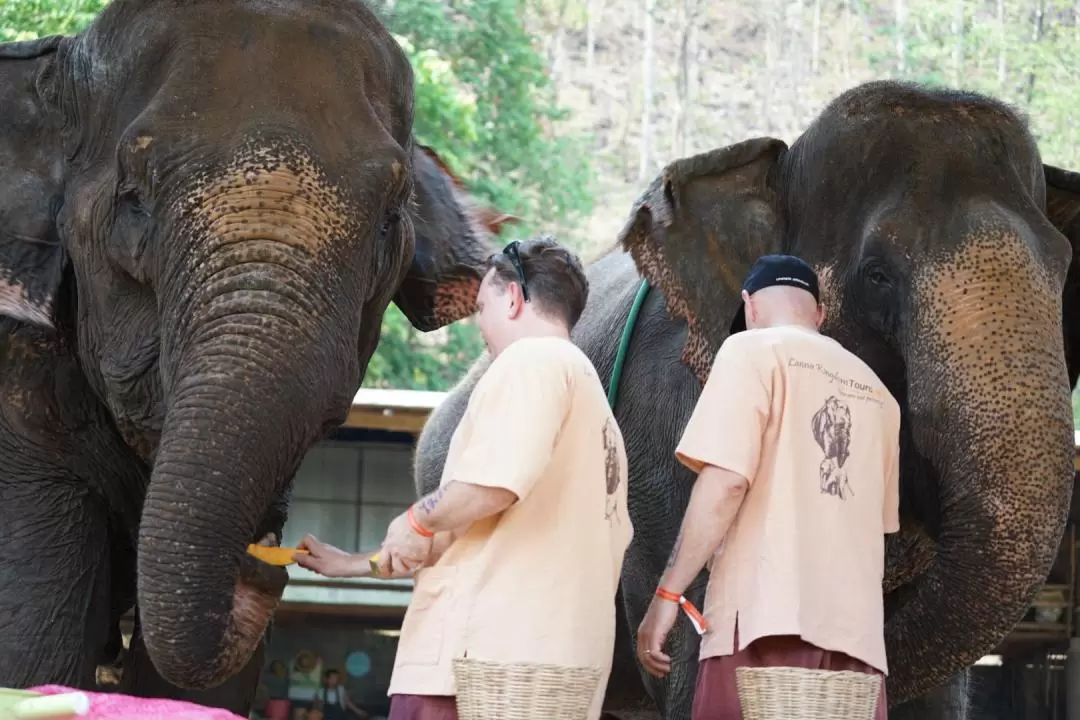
[0,0,504,714]
[413,81,1080,719]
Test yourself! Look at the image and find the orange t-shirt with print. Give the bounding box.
[388,336,633,720]
[675,326,900,674]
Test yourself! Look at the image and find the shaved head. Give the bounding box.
[742,285,824,330]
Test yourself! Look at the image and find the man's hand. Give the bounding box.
[636,596,679,678]
[295,535,368,577]
[380,509,433,575]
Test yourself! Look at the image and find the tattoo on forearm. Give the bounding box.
[418,487,446,514]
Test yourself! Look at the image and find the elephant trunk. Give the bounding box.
[886,231,1075,703]
[137,160,364,689]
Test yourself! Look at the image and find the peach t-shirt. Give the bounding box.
[675,326,900,674]
[388,336,633,719]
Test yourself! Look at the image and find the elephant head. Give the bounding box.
[617,79,1079,703]
[395,143,520,330]
[0,0,499,690]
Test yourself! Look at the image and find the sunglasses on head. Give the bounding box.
[498,240,530,302]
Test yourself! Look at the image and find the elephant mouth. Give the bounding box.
[234,533,289,635]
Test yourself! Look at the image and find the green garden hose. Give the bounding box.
[607,279,652,410]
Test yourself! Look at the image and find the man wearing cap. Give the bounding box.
[635,254,901,720]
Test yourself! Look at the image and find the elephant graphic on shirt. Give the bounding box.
[602,417,622,520]
[812,396,853,499]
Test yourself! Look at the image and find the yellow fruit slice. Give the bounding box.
[246,544,309,566]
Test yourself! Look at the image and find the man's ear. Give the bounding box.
[393,143,504,331]
[618,138,787,384]
[0,36,69,329]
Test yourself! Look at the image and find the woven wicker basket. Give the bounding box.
[736,666,883,720]
[452,657,603,720]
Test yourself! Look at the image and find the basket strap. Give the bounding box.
[656,588,709,635]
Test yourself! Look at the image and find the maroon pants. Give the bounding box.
[388,694,459,720]
[692,630,887,720]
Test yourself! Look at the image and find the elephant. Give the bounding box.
[413,79,1080,719]
[0,0,508,714]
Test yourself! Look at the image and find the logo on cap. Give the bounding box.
[742,255,820,302]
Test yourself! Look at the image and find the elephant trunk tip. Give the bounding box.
[141,546,286,690]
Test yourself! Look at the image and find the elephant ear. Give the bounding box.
[0,36,68,330]
[393,143,517,331]
[1043,164,1080,388]
[617,138,788,385]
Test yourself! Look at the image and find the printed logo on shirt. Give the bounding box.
[788,357,887,405]
[602,417,622,521]
[812,395,853,500]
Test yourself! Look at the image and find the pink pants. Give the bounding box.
[388,694,459,720]
[692,630,887,720]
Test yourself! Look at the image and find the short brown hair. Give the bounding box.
[487,236,589,329]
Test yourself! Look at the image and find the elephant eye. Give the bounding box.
[865,266,891,287]
[118,185,150,218]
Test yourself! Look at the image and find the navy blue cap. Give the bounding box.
[730,254,820,333]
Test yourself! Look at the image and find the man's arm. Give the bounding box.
[664,340,768,592]
[657,465,749,595]
[412,481,517,534]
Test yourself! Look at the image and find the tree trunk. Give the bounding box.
[811,0,822,74]
[586,0,601,76]
[951,0,964,87]
[762,0,778,128]
[997,0,1007,89]
[789,0,805,132]
[1026,0,1044,106]
[895,0,907,76]
[673,0,700,157]
[842,0,852,82]
[639,0,654,181]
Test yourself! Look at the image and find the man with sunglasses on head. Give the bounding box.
[298,236,633,720]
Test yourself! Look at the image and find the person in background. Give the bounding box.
[635,254,901,720]
[288,651,322,720]
[297,236,633,720]
[264,660,290,701]
[313,668,368,720]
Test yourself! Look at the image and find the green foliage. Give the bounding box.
[1,0,595,392]
[862,0,1080,171]
[0,0,108,41]
[374,0,597,390]
[377,0,595,242]
[1073,386,1080,431]
[362,305,487,391]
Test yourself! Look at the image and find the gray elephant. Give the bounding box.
[0,0,506,714]
[413,79,1080,719]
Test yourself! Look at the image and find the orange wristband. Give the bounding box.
[407,505,435,538]
[656,587,709,635]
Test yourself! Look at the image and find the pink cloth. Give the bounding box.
[28,685,245,720]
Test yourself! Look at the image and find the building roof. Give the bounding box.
[351,387,448,411]
[343,387,449,433]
